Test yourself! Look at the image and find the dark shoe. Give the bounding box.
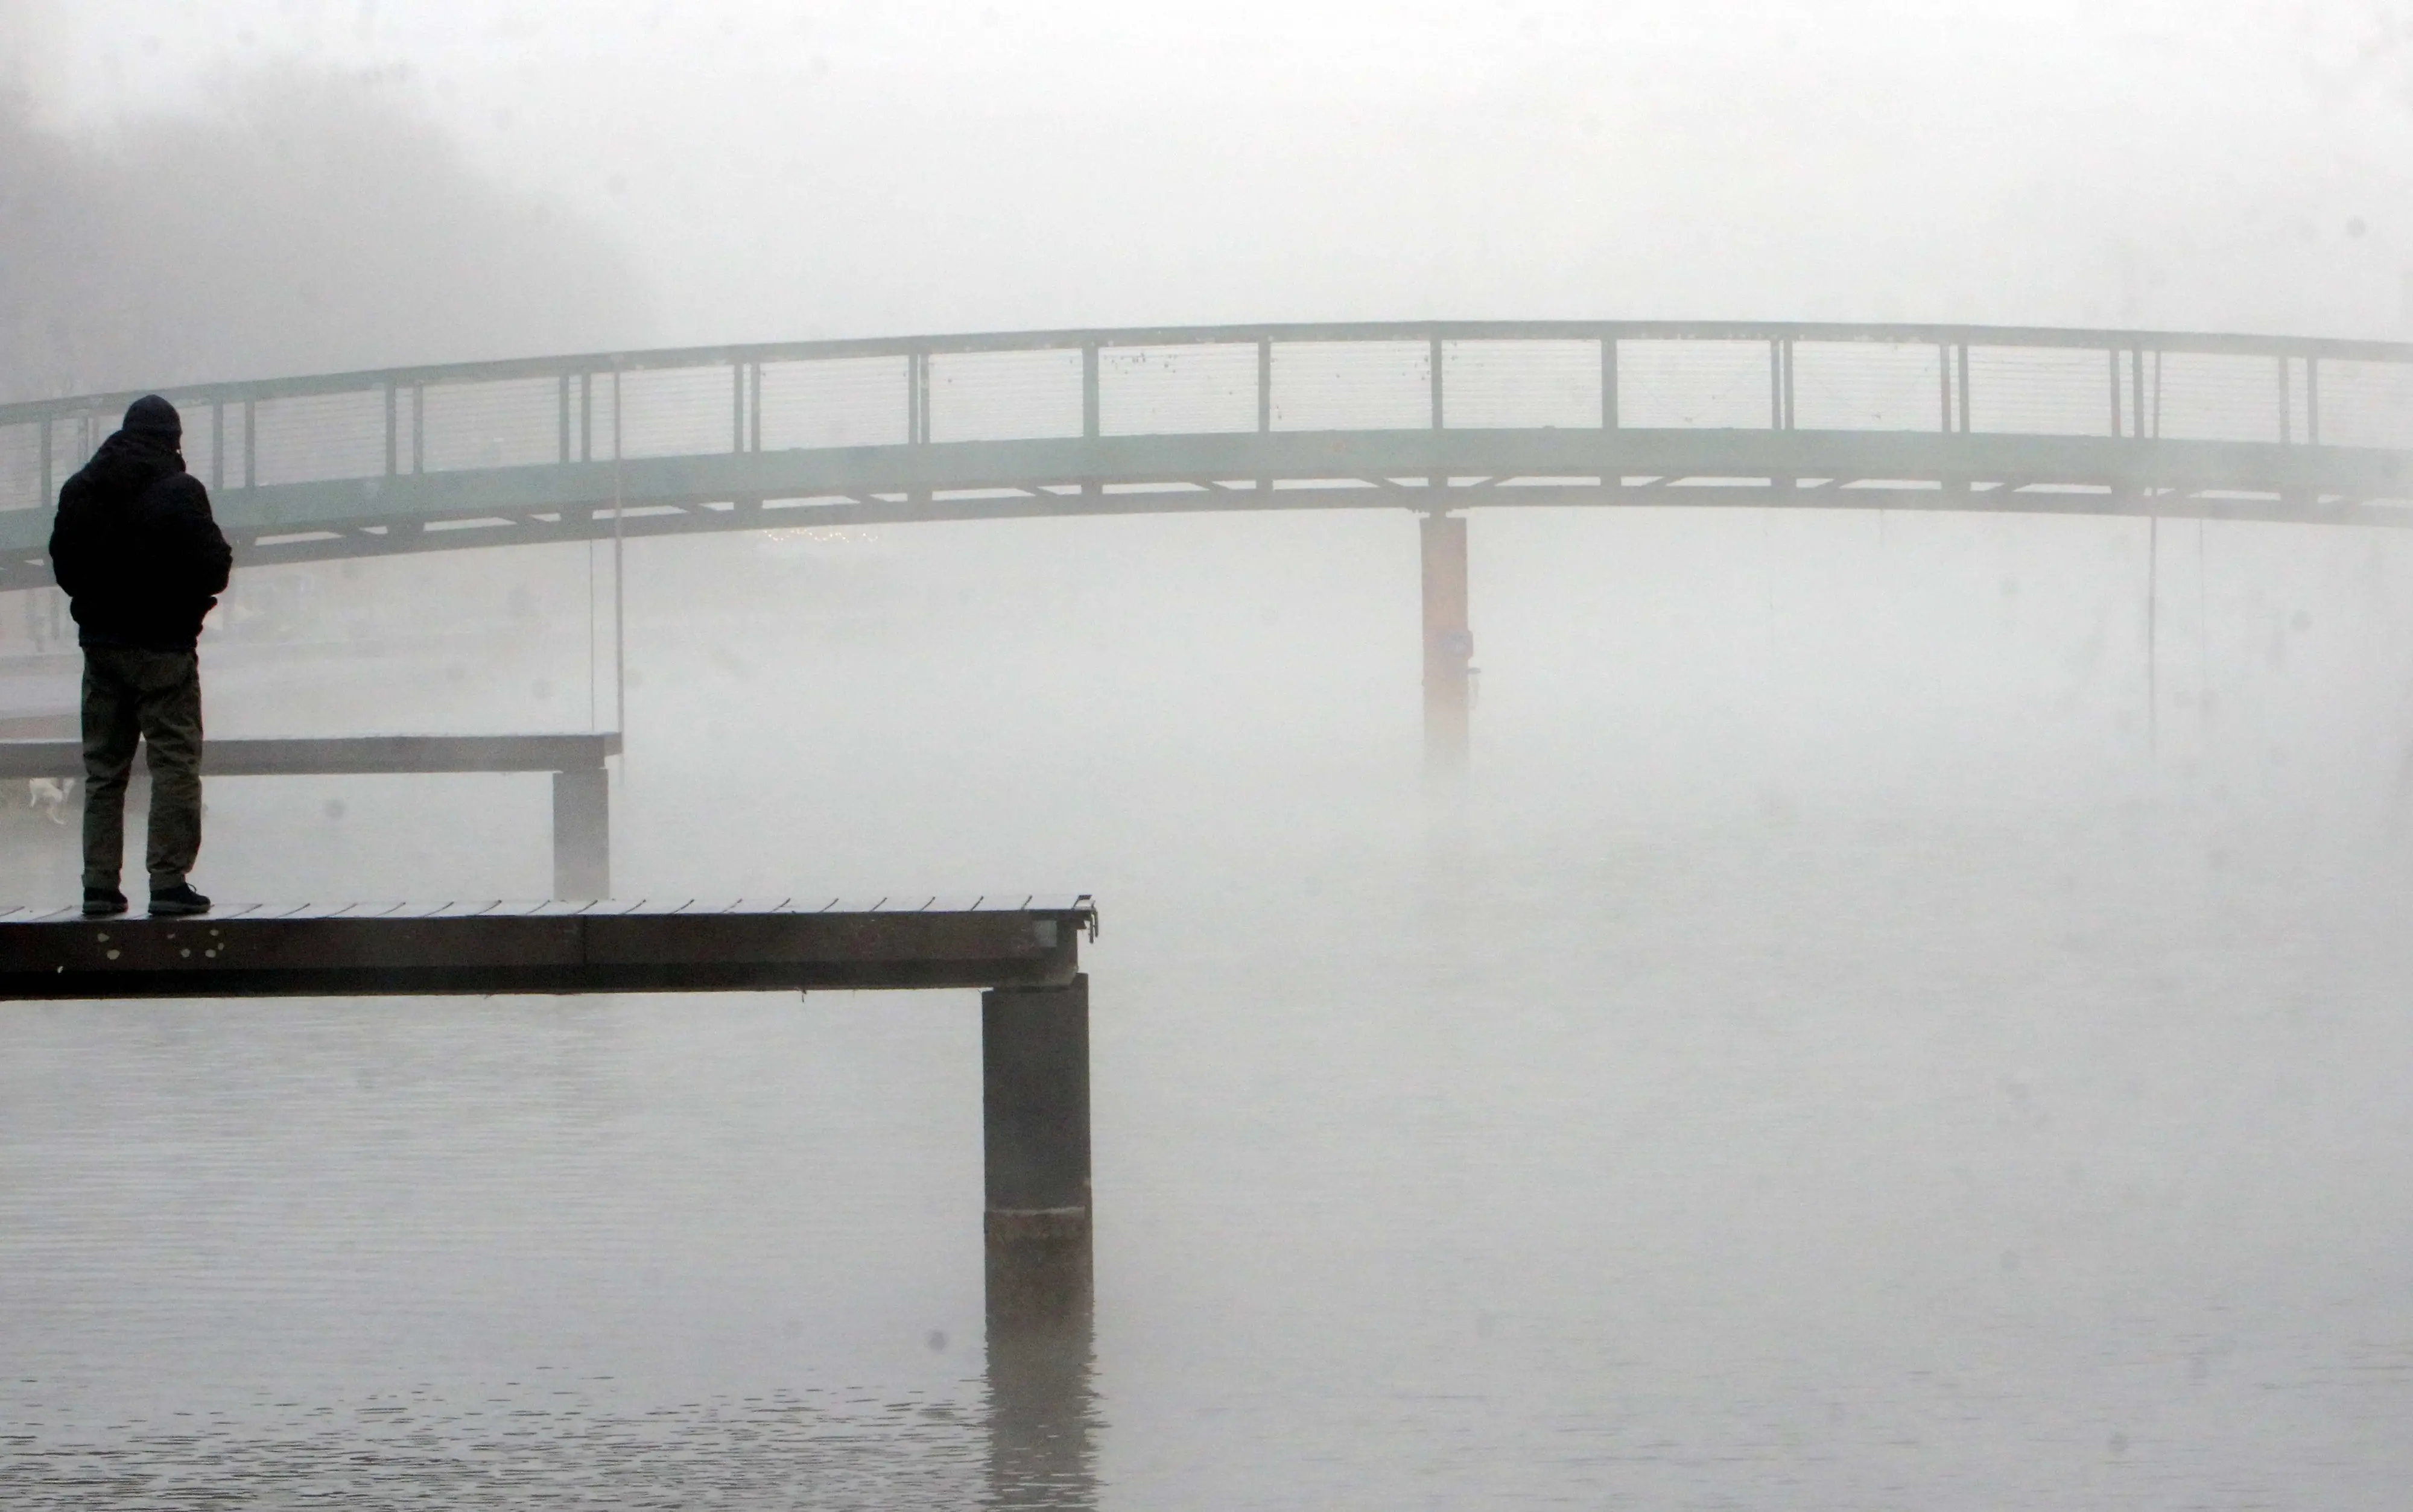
[148,883,211,917]
[82,886,127,917]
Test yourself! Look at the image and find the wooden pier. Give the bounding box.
[0,893,1089,998]
[0,732,620,899]
[0,894,1102,1347]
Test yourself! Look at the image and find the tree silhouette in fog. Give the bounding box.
[0,71,649,403]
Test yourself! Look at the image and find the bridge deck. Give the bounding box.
[0,895,1094,999]
[5,320,2408,589]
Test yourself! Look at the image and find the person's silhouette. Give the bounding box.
[48,395,232,916]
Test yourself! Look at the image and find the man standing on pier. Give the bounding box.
[48,395,231,917]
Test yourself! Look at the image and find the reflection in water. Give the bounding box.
[0,1283,1101,1510]
[988,1311,1097,1511]
[988,1217,1098,1511]
[0,1384,989,1508]
[0,1306,1103,1511]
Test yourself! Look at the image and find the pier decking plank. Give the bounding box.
[0,732,621,779]
[0,896,1094,998]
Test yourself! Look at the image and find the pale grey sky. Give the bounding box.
[13,0,2413,350]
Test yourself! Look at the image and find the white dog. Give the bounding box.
[27,777,73,824]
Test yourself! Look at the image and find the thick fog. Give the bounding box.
[0,67,644,399]
[9,0,2413,358]
[4,2,2413,1508]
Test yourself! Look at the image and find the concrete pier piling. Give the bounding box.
[981,973,1097,1506]
[981,974,1093,1333]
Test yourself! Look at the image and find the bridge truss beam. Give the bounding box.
[3,320,2406,591]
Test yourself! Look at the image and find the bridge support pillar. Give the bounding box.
[551,765,610,900]
[1421,512,1473,776]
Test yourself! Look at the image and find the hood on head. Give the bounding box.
[121,394,181,444]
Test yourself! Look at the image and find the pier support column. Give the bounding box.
[551,765,610,900]
[983,973,1095,1504]
[983,973,1092,1330]
[1420,511,1473,776]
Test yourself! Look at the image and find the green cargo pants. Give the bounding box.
[81,647,205,891]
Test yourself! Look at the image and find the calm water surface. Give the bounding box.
[5,518,2411,1507]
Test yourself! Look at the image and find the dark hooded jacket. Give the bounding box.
[48,428,233,651]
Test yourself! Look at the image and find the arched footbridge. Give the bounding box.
[5,320,2409,764]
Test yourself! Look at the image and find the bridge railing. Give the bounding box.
[4,322,2409,519]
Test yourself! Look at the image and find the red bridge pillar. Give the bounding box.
[1420,512,1473,776]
